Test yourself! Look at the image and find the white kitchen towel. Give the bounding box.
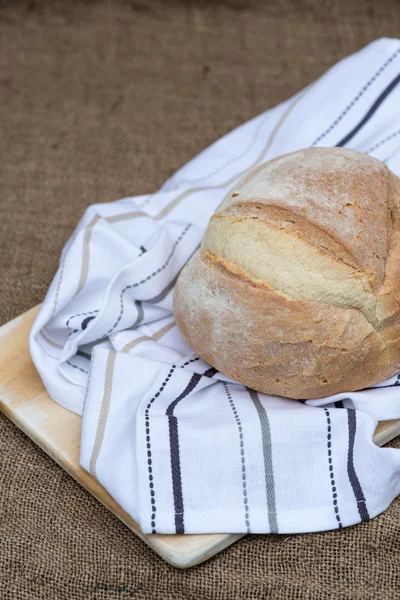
[30,38,400,534]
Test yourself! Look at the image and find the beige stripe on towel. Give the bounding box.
[122,320,176,353]
[89,350,117,478]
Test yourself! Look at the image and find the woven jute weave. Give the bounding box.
[1,1,399,598]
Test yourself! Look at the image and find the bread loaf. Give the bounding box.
[173,147,400,399]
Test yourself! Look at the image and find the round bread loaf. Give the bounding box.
[173,147,400,399]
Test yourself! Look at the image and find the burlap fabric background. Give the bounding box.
[1,1,400,598]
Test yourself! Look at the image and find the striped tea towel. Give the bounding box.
[30,38,400,534]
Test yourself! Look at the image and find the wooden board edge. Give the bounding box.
[373,419,400,447]
[155,534,246,569]
[0,389,245,569]
[0,304,41,339]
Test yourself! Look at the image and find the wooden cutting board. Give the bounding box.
[0,305,399,569]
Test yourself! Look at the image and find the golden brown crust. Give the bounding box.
[173,148,400,400]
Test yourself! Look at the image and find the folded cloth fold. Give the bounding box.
[30,38,400,534]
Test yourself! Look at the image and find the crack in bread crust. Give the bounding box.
[201,249,382,336]
[221,202,363,272]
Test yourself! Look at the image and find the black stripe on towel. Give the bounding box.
[167,366,217,534]
[324,408,343,529]
[346,409,370,522]
[145,365,176,533]
[224,383,251,534]
[312,48,400,146]
[336,73,400,147]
